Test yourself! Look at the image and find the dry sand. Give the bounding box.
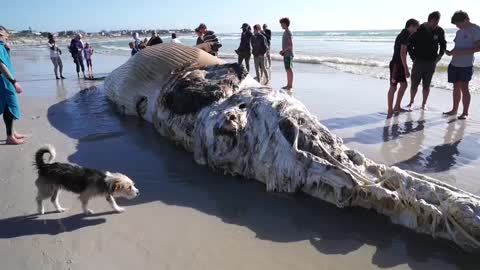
[0,49,478,269]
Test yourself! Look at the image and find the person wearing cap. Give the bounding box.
[236,23,253,72]
[262,24,272,68]
[68,33,86,78]
[196,23,222,56]
[251,24,269,84]
[0,26,26,145]
[146,30,163,46]
[47,33,65,80]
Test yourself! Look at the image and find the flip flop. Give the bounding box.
[394,108,411,113]
[443,111,457,116]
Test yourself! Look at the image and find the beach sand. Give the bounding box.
[0,49,478,269]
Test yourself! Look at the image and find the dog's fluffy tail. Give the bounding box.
[35,144,56,170]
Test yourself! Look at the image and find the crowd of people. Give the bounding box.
[47,33,95,80]
[388,10,480,120]
[129,31,183,56]
[198,18,293,89]
[128,18,294,90]
[1,11,479,145]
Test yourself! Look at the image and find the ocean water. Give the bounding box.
[93,30,478,92]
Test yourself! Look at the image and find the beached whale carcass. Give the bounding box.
[104,43,480,252]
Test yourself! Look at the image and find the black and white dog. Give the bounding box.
[34,145,139,215]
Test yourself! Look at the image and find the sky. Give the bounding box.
[3,0,480,33]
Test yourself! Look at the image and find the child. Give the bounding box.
[387,19,419,118]
[129,41,139,56]
[83,43,94,78]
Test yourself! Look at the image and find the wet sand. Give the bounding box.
[0,49,479,269]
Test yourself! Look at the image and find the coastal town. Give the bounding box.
[7,27,195,45]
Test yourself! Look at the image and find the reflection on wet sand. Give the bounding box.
[394,119,480,174]
[342,111,445,145]
[45,87,478,269]
[381,112,426,164]
[55,80,67,101]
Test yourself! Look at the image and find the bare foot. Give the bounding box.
[443,111,457,116]
[406,103,413,108]
[458,114,468,120]
[6,136,25,145]
[13,132,26,139]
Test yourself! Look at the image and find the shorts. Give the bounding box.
[448,65,473,83]
[284,56,293,70]
[389,61,407,86]
[411,60,436,89]
[86,58,92,67]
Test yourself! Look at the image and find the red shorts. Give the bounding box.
[389,61,407,86]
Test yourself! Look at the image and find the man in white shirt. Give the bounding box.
[444,10,480,120]
[48,33,65,79]
[171,33,182,44]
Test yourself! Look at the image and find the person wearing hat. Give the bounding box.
[0,26,26,145]
[236,23,253,72]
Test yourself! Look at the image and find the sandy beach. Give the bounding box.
[0,48,479,269]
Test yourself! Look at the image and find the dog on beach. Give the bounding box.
[34,145,139,215]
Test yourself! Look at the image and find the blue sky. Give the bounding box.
[3,0,480,33]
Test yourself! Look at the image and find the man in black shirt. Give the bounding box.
[407,11,447,110]
[146,31,163,46]
[387,19,419,118]
[236,23,253,72]
[263,24,272,68]
[251,24,269,84]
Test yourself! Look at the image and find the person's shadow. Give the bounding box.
[0,213,107,239]
[43,87,479,269]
